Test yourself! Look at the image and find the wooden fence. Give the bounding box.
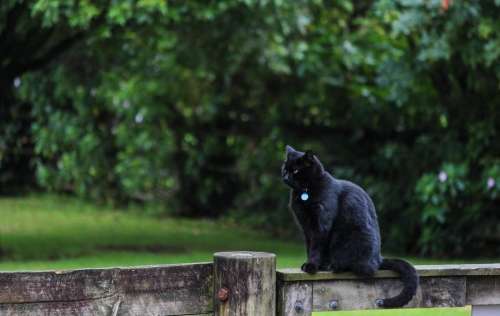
[278,263,500,316]
[0,252,498,315]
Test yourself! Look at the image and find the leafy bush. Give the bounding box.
[2,0,499,256]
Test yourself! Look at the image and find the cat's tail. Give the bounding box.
[376,258,419,308]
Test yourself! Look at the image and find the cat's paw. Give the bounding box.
[301,262,319,274]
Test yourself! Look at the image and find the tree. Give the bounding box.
[2,0,500,256]
[0,0,167,192]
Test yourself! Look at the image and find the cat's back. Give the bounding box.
[338,179,369,197]
[337,179,378,222]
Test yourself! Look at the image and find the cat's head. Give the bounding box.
[281,145,325,191]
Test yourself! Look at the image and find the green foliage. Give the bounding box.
[2,0,499,257]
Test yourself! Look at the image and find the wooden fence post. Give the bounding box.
[214,251,276,316]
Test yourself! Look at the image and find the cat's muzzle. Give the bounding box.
[283,176,301,191]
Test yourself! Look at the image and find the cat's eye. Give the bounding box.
[293,169,299,174]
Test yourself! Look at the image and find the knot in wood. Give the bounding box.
[294,301,304,313]
[217,287,230,302]
[329,300,338,310]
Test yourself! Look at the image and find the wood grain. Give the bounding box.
[0,263,213,316]
[277,281,312,316]
[214,251,276,316]
[277,263,500,282]
[1,256,499,315]
[466,276,500,305]
[312,277,466,311]
[277,264,500,313]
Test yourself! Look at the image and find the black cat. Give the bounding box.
[282,145,418,308]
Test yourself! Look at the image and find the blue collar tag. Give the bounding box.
[300,192,309,201]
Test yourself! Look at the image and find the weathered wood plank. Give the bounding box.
[277,281,312,316]
[312,276,466,311]
[467,276,500,305]
[214,252,276,316]
[2,255,499,315]
[0,296,117,316]
[118,290,212,315]
[472,305,500,316]
[0,263,213,316]
[0,298,214,316]
[117,263,213,315]
[0,269,118,303]
[118,263,213,292]
[277,263,500,282]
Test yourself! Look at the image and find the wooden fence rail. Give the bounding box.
[0,262,213,315]
[0,252,498,315]
[277,263,500,316]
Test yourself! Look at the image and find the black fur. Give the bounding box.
[281,145,419,308]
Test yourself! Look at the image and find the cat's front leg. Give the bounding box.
[300,237,320,273]
[300,246,320,274]
[302,204,329,274]
[300,232,319,274]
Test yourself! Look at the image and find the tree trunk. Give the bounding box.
[0,76,36,194]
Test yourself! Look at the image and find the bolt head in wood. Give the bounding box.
[294,301,304,312]
[329,300,338,309]
[217,287,230,302]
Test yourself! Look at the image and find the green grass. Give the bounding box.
[0,194,496,272]
[313,306,471,316]
[0,194,308,270]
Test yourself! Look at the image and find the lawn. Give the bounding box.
[0,194,308,270]
[0,195,314,270]
[0,194,493,271]
[313,306,472,316]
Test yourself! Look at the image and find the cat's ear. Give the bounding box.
[305,150,324,173]
[285,145,296,157]
[304,150,315,160]
[304,150,315,166]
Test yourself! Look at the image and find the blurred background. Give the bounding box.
[0,0,499,270]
